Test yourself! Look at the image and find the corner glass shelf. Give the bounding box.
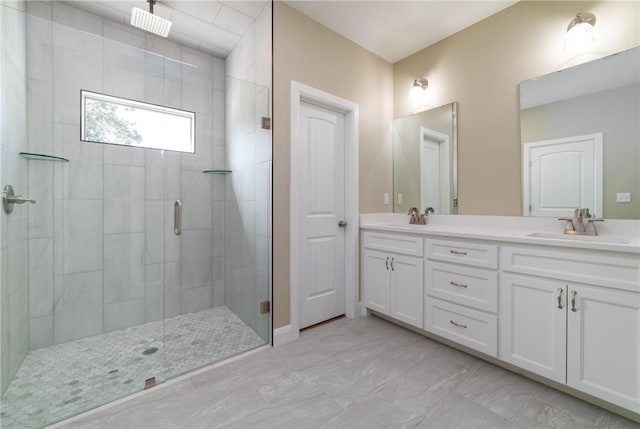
[202,169,232,174]
[20,152,69,162]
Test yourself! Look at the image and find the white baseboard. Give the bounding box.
[273,324,299,347]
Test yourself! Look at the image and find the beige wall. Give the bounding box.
[393,1,640,216]
[273,2,394,327]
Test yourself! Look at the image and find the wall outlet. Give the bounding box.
[397,193,404,205]
[616,192,631,203]
[383,193,390,205]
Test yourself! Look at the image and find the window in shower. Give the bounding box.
[80,90,196,153]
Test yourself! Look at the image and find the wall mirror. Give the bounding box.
[393,102,458,214]
[520,46,639,219]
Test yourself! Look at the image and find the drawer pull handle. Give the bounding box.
[385,257,389,270]
[391,257,395,271]
[449,250,467,256]
[450,281,468,288]
[449,320,467,329]
[571,290,577,312]
[557,288,563,309]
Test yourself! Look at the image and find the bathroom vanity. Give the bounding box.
[360,214,640,418]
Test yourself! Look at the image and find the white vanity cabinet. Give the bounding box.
[362,231,424,328]
[500,245,640,413]
[424,238,499,356]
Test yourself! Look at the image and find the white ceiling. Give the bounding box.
[284,1,518,64]
[68,0,269,58]
[69,1,518,62]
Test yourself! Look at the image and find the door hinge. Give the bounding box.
[261,117,271,130]
[260,301,271,314]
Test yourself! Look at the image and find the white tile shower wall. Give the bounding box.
[25,2,226,348]
[225,4,271,341]
[0,1,29,395]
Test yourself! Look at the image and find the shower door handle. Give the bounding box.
[174,200,182,236]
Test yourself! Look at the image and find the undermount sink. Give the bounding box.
[526,232,629,244]
[374,223,428,229]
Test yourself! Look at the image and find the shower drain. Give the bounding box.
[142,347,159,355]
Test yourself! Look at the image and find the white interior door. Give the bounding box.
[524,133,603,217]
[298,101,346,328]
[421,140,441,213]
[420,127,450,214]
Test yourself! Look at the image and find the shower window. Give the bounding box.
[80,90,196,153]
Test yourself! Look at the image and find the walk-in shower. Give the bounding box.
[0,1,272,427]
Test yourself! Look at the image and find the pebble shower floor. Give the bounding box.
[0,306,265,428]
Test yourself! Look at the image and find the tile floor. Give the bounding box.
[60,315,639,429]
[0,306,266,429]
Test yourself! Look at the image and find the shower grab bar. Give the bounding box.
[174,200,182,236]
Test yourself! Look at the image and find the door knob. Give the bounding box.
[338,220,347,228]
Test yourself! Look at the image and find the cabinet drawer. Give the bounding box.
[363,231,423,257]
[501,246,640,292]
[425,261,498,313]
[424,297,497,357]
[425,238,497,269]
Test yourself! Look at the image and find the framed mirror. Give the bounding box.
[393,102,458,214]
[520,46,639,219]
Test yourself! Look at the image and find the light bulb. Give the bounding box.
[565,15,595,52]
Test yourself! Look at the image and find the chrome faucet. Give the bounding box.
[559,208,603,236]
[407,207,426,225]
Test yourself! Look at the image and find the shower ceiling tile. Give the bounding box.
[214,4,253,36]
[221,0,268,19]
[164,0,222,24]
[65,1,256,58]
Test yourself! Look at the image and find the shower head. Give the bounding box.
[131,0,172,38]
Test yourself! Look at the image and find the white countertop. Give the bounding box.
[360,213,640,254]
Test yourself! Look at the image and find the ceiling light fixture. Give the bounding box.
[565,12,595,52]
[409,78,429,106]
[131,0,172,38]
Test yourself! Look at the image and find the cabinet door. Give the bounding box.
[362,249,391,315]
[389,254,423,328]
[567,285,640,413]
[499,273,567,383]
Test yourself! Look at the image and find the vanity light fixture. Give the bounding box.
[565,12,596,51]
[409,78,429,106]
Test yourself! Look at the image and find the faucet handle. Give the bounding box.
[424,207,435,215]
[407,207,419,215]
[558,218,575,231]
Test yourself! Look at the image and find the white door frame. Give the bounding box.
[523,133,603,217]
[284,81,359,346]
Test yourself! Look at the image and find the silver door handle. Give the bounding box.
[338,220,347,228]
[174,200,182,236]
[450,281,468,288]
[390,257,394,271]
[557,288,564,309]
[449,249,467,256]
[450,320,467,329]
[570,290,577,312]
